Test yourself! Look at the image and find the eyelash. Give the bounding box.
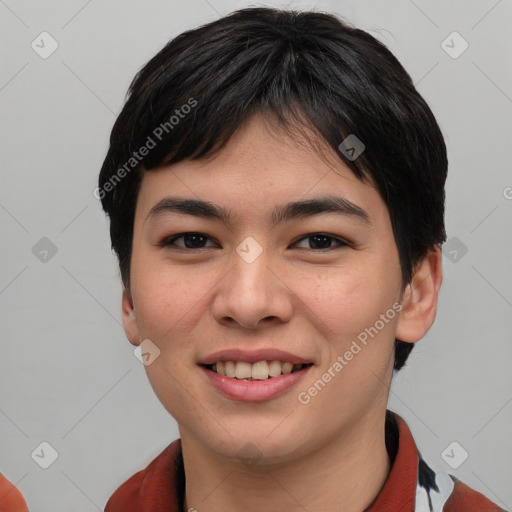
[159,232,350,252]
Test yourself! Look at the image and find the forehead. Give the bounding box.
[135,113,384,222]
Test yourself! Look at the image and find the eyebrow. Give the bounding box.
[145,195,371,227]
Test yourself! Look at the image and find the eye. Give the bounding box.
[292,233,349,251]
[159,232,350,252]
[160,232,217,250]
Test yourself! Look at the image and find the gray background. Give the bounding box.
[1,0,511,510]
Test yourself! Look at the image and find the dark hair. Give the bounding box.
[98,7,447,371]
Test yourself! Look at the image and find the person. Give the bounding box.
[98,7,505,512]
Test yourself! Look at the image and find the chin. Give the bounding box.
[185,417,317,467]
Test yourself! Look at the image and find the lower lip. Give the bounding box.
[201,365,312,402]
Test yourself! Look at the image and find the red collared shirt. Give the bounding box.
[0,473,29,512]
[105,412,506,512]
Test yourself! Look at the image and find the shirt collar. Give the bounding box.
[137,410,452,512]
[365,410,419,511]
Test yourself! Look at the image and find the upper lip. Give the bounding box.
[198,348,312,365]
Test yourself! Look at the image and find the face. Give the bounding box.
[123,113,406,465]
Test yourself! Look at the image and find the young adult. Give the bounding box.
[98,8,505,511]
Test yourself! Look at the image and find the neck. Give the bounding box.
[181,409,391,512]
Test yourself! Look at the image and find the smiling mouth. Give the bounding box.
[203,360,313,381]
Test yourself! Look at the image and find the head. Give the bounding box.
[98,8,446,462]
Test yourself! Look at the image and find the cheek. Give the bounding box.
[291,255,401,372]
[296,262,386,338]
[131,264,202,342]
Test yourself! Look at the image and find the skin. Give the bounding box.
[122,112,443,512]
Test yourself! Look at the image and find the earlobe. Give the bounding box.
[122,287,141,346]
[395,246,443,343]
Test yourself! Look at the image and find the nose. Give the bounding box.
[211,246,293,330]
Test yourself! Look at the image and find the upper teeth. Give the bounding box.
[213,360,304,380]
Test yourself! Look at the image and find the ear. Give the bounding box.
[122,287,141,347]
[395,245,443,343]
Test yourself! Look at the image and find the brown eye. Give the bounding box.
[161,232,216,250]
[293,233,349,250]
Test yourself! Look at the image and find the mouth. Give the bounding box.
[202,360,314,381]
[200,358,314,402]
[198,349,315,401]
